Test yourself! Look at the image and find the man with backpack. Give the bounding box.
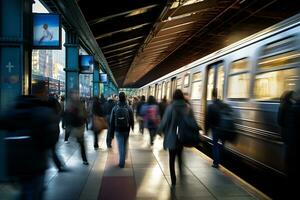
[206,88,235,168]
[109,92,134,168]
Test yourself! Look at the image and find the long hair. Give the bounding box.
[173,89,184,101]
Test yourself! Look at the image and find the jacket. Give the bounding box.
[158,100,192,150]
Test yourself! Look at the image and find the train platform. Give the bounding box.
[0,126,270,200]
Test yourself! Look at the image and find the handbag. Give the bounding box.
[93,115,108,132]
[175,107,201,147]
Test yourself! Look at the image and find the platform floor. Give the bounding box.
[1,125,269,200]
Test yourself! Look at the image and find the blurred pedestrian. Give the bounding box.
[109,92,134,168]
[278,90,299,198]
[158,96,168,119]
[64,91,89,165]
[136,95,146,134]
[141,96,160,146]
[104,97,116,148]
[48,95,67,172]
[158,89,195,186]
[92,96,105,150]
[1,80,59,200]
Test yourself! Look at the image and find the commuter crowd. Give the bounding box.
[0,81,298,199]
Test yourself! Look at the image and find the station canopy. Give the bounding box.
[43,0,300,87]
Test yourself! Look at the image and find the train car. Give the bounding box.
[138,13,300,178]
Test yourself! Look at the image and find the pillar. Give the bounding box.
[0,0,32,180]
[64,30,79,100]
[93,62,100,97]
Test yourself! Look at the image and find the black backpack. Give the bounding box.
[216,102,236,141]
[114,104,130,131]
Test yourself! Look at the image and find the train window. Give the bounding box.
[206,68,215,100]
[176,78,182,89]
[184,74,190,87]
[262,36,296,56]
[258,50,300,70]
[217,65,224,100]
[157,84,162,101]
[254,68,300,100]
[166,81,171,100]
[227,58,250,99]
[162,82,166,98]
[191,72,202,100]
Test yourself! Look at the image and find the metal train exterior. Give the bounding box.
[137,14,300,176]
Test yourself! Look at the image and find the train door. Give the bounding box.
[204,61,224,132]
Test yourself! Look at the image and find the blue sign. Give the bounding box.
[100,73,108,83]
[79,55,94,74]
[33,13,61,49]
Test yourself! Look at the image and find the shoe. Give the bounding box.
[211,164,219,168]
[118,164,124,168]
[94,146,99,150]
[107,145,112,148]
[83,161,89,165]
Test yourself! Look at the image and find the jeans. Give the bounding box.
[115,131,129,167]
[138,119,144,134]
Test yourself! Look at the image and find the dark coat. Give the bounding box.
[1,95,59,177]
[206,99,222,130]
[158,100,192,150]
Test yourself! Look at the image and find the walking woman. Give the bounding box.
[158,89,197,186]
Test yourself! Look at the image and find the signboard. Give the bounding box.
[100,73,108,83]
[79,55,94,74]
[33,13,61,49]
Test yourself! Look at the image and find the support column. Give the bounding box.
[0,0,32,180]
[93,62,100,97]
[64,30,79,100]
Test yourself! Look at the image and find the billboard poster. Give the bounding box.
[79,55,94,74]
[33,13,61,49]
[100,73,108,83]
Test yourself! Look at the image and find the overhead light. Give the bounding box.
[171,0,204,9]
[183,0,204,6]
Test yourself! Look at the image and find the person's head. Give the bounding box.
[162,96,167,103]
[141,95,145,102]
[119,92,126,103]
[280,90,294,103]
[31,80,48,100]
[212,88,218,100]
[43,24,48,30]
[147,96,156,105]
[173,89,184,101]
[183,92,190,101]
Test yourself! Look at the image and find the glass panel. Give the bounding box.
[176,78,182,89]
[157,84,162,101]
[206,68,215,100]
[191,81,202,99]
[184,74,190,87]
[254,68,300,100]
[162,82,166,98]
[166,81,171,100]
[192,72,201,81]
[258,51,300,70]
[230,59,249,74]
[217,65,224,100]
[263,37,295,56]
[228,73,250,98]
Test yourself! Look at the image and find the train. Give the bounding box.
[137,13,300,179]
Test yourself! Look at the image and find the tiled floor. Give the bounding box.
[0,125,269,200]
